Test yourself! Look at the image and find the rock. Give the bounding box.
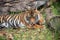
[0,6,9,14]
[27,1,46,9]
[0,0,48,14]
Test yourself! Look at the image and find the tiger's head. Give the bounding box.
[24,9,44,27]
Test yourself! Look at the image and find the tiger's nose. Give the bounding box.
[30,22,35,25]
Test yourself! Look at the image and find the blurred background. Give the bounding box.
[0,0,60,40]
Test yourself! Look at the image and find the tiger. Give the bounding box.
[0,9,45,29]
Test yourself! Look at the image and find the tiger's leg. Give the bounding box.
[34,20,45,29]
[34,16,44,28]
[37,15,45,28]
[27,24,32,29]
[32,24,43,29]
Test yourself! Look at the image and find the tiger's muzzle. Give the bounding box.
[24,14,40,26]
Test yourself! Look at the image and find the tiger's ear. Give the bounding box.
[34,8,38,11]
[33,8,40,14]
[34,8,37,10]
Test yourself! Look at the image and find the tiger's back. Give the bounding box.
[0,13,27,29]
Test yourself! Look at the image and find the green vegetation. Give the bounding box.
[0,36,6,40]
[9,11,22,14]
[0,28,53,40]
[52,1,60,15]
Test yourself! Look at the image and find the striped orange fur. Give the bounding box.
[0,9,45,29]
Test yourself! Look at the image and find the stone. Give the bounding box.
[0,0,48,14]
[0,6,9,14]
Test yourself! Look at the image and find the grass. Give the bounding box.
[0,36,6,40]
[0,27,53,40]
[51,1,60,15]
